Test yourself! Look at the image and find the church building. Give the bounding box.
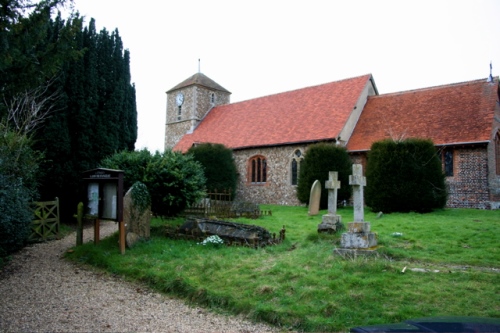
[165,72,500,210]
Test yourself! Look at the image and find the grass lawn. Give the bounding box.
[65,205,500,332]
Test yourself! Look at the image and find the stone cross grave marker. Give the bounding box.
[308,179,321,216]
[318,171,343,233]
[335,163,377,256]
[349,164,366,222]
[325,171,341,215]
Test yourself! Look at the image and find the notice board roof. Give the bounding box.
[83,168,124,180]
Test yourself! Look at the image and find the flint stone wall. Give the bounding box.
[233,144,308,206]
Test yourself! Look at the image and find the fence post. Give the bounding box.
[75,202,84,246]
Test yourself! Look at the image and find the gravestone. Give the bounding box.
[318,171,343,233]
[123,187,151,248]
[308,180,321,216]
[335,164,377,257]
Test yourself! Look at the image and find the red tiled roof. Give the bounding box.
[347,78,499,152]
[174,74,373,152]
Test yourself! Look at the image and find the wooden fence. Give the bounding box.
[30,197,60,242]
[183,190,271,219]
[183,189,232,217]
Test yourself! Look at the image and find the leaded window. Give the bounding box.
[291,149,304,185]
[249,155,267,184]
[496,132,500,175]
[443,149,454,177]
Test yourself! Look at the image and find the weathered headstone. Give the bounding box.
[318,171,343,233]
[123,187,151,248]
[308,180,321,216]
[335,164,377,257]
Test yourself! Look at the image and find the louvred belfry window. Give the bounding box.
[249,155,267,184]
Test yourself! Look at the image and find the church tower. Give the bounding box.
[164,73,231,150]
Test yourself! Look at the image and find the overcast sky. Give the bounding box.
[71,0,500,153]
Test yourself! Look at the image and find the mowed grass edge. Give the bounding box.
[65,205,500,332]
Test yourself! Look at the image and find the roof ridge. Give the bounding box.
[226,73,372,105]
[372,77,498,98]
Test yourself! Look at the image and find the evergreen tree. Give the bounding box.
[187,143,238,198]
[365,138,447,213]
[296,143,352,209]
[33,18,137,220]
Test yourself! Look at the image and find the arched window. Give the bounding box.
[177,106,182,121]
[443,148,454,177]
[496,131,500,175]
[248,155,267,184]
[291,149,304,185]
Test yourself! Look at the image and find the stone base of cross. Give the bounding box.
[318,214,342,233]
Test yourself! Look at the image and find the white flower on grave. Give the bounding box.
[198,235,225,246]
[391,232,403,237]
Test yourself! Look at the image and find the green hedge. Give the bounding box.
[187,143,238,198]
[365,138,447,213]
[297,143,352,209]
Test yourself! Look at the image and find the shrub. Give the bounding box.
[100,149,152,191]
[101,149,206,218]
[296,143,352,209]
[365,138,447,213]
[0,175,33,255]
[187,143,238,198]
[144,150,206,217]
[0,127,42,256]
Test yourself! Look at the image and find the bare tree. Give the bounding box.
[2,77,62,137]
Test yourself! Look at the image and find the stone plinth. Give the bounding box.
[318,214,342,233]
[334,248,379,258]
[335,221,378,257]
[348,222,371,233]
[340,222,377,248]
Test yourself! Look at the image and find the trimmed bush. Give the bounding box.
[296,143,352,209]
[100,149,206,218]
[144,150,206,217]
[100,149,152,191]
[187,143,238,198]
[365,138,447,213]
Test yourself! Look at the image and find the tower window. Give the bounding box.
[177,106,182,121]
[248,155,267,184]
[211,93,215,103]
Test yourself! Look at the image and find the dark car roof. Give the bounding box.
[350,316,500,333]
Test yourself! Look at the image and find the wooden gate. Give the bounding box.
[30,197,60,242]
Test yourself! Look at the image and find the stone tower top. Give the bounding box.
[166,72,231,94]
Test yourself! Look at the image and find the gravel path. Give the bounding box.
[0,221,281,333]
